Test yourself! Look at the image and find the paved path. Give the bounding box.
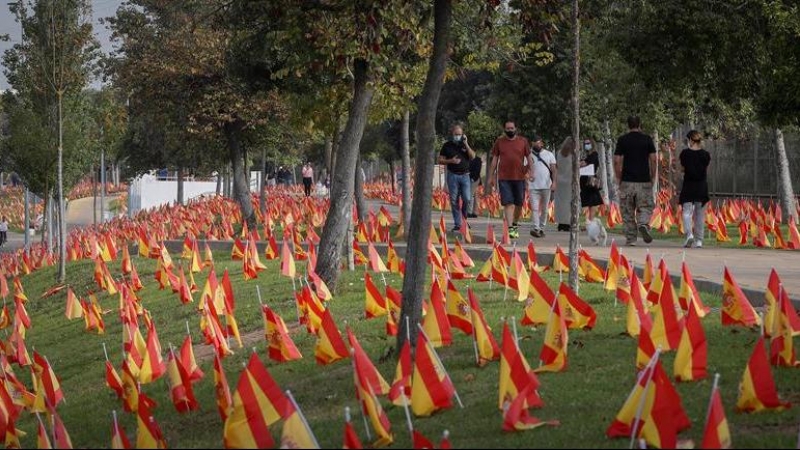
[380,200,800,303]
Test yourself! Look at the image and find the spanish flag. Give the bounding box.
[136,400,167,449]
[355,372,393,447]
[263,305,302,363]
[736,335,790,412]
[520,269,555,326]
[604,241,620,291]
[347,327,390,396]
[280,240,296,279]
[445,279,472,335]
[643,251,654,290]
[367,242,389,273]
[673,303,707,381]
[166,351,199,413]
[280,399,320,449]
[721,267,761,328]
[701,379,732,449]
[179,335,204,383]
[526,240,547,273]
[650,276,683,351]
[469,289,500,366]
[422,280,452,347]
[557,282,597,330]
[111,412,132,449]
[578,249,605,283]
[770,291,800,367]
[764,269,800,337]
[388,339,412,407]
[646,258,668,305]
[64,288,83,320]
[213,355,233,422]
[498,322,542,410]
[342,419,363,449]
[411,329,456,417]
[223,353,290,448]
[678,262,710,318]
[507,250,530,301]
[364,273,387,319]
[551,245,569,273]
[502,382,559,432]
[314,309,349,365]
[386,240,404,275]
[534,299,568,373]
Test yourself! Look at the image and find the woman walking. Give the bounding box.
[579,138,604,224]
[679,130,711,248]
[302,162,314,197]
[554,137,574,231]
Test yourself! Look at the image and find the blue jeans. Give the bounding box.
[446,171,472,229]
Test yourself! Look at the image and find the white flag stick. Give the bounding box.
[256,285,263,306]
[539,291,559,368]
[102,342,110,362]
[416,323,464,408]
[510,316,520,349]
[285,390,320,449]
[185,320,192,338]
[703,373,721,431]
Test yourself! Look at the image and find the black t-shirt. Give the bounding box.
[680,148,710,181]
[439,141,470,174]
[614,131,656,182]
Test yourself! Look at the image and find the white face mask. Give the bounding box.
[584,144,592,151]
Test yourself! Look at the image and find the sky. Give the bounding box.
[0,0,124,90]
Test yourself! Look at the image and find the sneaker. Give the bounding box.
[683,235,694,248]
[625,239,637,247]
[451,226,460,233]
[529,229,542,238]
[509,226,519,239]
[539,229,545,238]
[638,224,653,244]
[467,213,478,218]
[693,239,703,248]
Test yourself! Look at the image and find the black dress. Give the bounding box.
[579,152,604,207]
[679,148,711,204]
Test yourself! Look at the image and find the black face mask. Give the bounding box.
[505,130,515,138]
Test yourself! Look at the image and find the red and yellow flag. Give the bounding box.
[520,269,555,327]
[678,262,710,318]
[578,249,605,283]
[650,276,683,351]
[498,322,542,410]
[280,240,296,278]
[263,305,302,363]
[314,309,349,365]
[468,289,500,366]
[421,280,452,347]
[411,330,456,417]
[342,420,363,449]
[736,336,790,412]
[280,400,320,449]
[557,282,597,330]
[445,280,472,335]
[551,245,569,273]
[388,339,412,407]
[136,400,167,449]
[604,241,621,291]
[502,382,559,432]
[534,299,568,373]
[111,412,132,449]
[701,382,732,449]
[347,327,390,397]
[166,351,199,413]
[673,303,707,381]
[213,355,233,422]
[223,353,290,448]
[364,273,387,319]
[721,267,761,328]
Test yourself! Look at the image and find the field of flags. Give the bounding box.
[0,185,797,448]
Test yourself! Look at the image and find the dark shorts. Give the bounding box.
[498,180,526,206]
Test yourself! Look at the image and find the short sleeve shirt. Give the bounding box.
[614,131,656,182]
[491,136,531,181]
[528,149,556,190]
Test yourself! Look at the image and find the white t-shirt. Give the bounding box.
[0,221,8,232]
[528,149,557,190]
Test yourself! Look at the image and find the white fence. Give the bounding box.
[127,172,262,215]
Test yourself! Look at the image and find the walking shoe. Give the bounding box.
[467,213,478,218]
[529,229,541,238]
[509,226,519,239]
[693,239,703,248]
[539,229,545,238]
[625,239,637,247]
[638,224,653,243]
[451,226,460,233]
[683,235,694,248]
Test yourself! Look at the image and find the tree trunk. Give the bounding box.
[216,168,222,195]
[389,160,396,194]
[225,120,256,229]
[652,130,659,200]
[568,0,581,291]
[315,59,375,292]
[401,110,412,233]
[92,163,97,225]
[597,141,609,205]
[775,128,799,224]
[57,91,66,283]
[100,148,106,222]
[604,118,618,203]
[324,136,333,181]
[355,155,367,224]
[46,193,53,251]
[177,166,185,205]
[260,147,268,219]
[399,0,452,351]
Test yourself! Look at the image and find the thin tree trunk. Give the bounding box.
[604,118,618,203]
[100,147,106,221]
[399,0,452,351]
[92,163,97,225]
[389,160,396,194]
[568,0,581,291]
[225,120,256,229]
[324,136,333,181]
[775,128,798,224]
[652,130,659,200]
[177,166,185,205]
[216,167,222,195]
[315,59,375,292]
[259,147,267,219]
[46,193,53,251]
[57,91,66,283]
[597,141,609,205]
[355,155,367,224]
[401,110,412,234]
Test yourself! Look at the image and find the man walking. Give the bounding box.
[467,154,482,218]
[613,116,656,246]
[528,135,557,237]
[439,124,475,232]
[488,121,534,239]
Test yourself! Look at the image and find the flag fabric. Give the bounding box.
[736,336,791,412]
[280,401,320,449]
[422,280,452,347]
[508,250,530,301]
[673,304,708,381]
[342,420,363,449]
[281,240,296,278]
[534,300,568,373]
[348,327,390,396]
[263,305,302,363]
[364,273,388,319]
[314,309,350,365]
[136,400,167,449]
[356,374,394,447]
[31,352,64,409]
[36,418,52,450]
[721,267,761,328]
[445,280,472,335]
[65,288,83,320]
[367,243,389,273]
[166,351,199,413]
[769,289,800,367]
[411,330,456,417]
[701,385,732,449]
[627,271,652,338]
[52,411,73,449]
[388,339,412,407]
[412,430,434,449]
[179,336,204,383]
[502,381,559,432]
[764,269,800,337]
[223,353,290,448]
[649,276,683,351]
[111,413,132,449]
[552,245,569,273]
[604,241,621,291]
[213,355,233,422]
[520,270,556,326]
[105,361,124,399]
[578,249,606,283]
[557,282,597,330]
[498,322,542,410]
[469,289,500,366]
[678,262,710,318]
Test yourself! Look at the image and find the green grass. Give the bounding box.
[11,253,800,448]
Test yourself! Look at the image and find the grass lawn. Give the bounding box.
[12,253,799,448]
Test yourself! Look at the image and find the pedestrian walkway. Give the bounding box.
[373,200,800,305]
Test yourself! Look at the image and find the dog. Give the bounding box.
[586,217,608,247]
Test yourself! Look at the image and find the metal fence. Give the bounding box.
[702,129,800,198]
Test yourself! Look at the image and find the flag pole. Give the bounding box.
[401,382,415,438]
[102,342,110,362]
[510,316,520,349]
[416,323,464,409]
[285,390,320,449]
[539,290,559,368]
[349,349,372,442]
[256,285,263,306]
[469,299,479,366]
[629,349,662,449]
[703,373,721,431]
